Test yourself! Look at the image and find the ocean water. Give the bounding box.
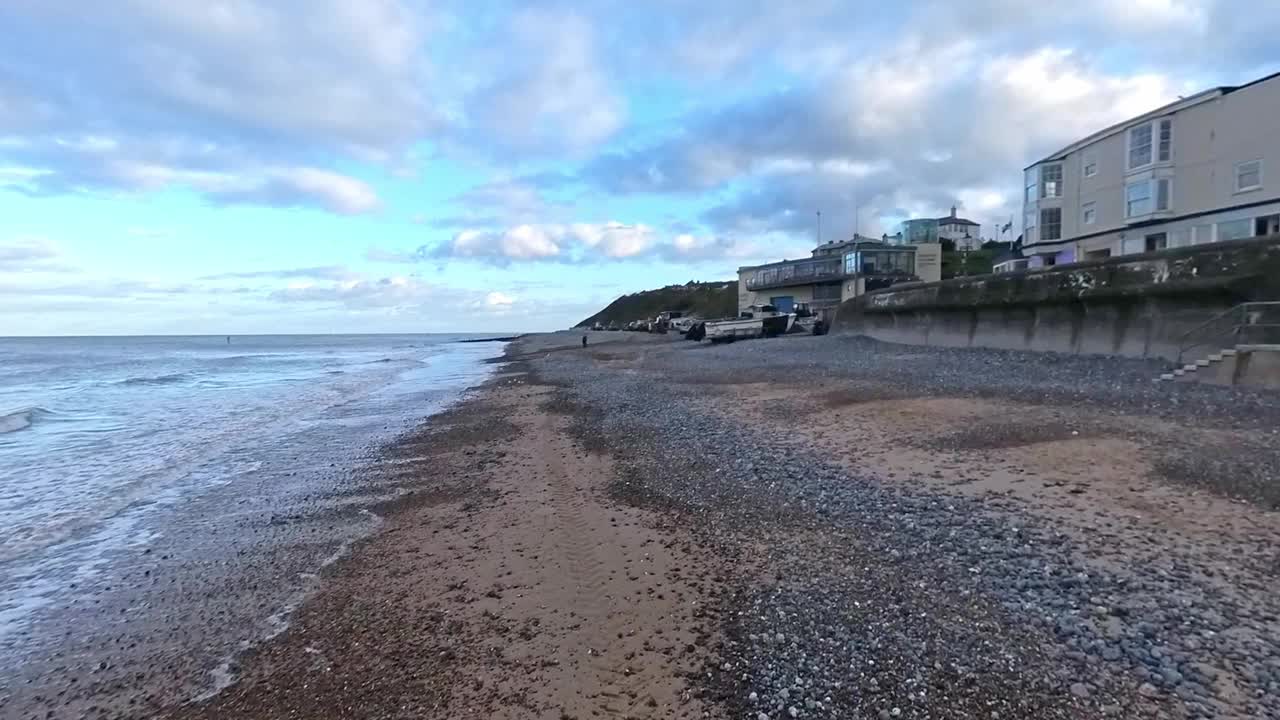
[0,334,505,712]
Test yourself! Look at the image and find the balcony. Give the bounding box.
[746,258,843,291]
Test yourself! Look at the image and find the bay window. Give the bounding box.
[1128,118,1172,170]
[1040,163,1063,198]
[1128,123,1153,169]
[1157,119,1172,162]
[1125,178,1171,218]
[1040,207,1062,241]
[1125,180,1152,217]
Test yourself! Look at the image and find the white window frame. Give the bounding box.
[1127,122,1154,170]
[1125,180,1152,217]
[1235,159,1263,193]
[1040,207,1062,241]
[1217,219,1253,242]
[1083,151,1098,178]
[1082,202,1096,225]
[1157,119,1172,163]
[1025,167,1038,204]
[1124,178,1171,218]
[1040,163,1063,199]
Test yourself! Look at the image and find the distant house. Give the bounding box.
[737,237,942,318]
[1021,69,1280,268]
[900,207,982,251]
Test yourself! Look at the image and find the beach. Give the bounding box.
[10,330,1280,719]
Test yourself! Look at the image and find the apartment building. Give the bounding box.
[1021,71,1280,267]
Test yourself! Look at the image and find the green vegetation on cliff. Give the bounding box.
[575,281,737,328]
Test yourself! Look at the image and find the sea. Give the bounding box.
[0,334,506,715]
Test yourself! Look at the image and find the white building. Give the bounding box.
[936,207,982,250]
[1021,70,1280,267]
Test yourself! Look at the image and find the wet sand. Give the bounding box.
[161,341,720,719]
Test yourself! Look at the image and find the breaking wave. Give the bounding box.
[0,407,48,435]
[117,373,189,386]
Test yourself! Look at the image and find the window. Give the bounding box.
[1024,208,1036,230]
[1128,122,1153,169]
[1040,207,1062,241]
[1083,152,1097,178]
[1041,163,1063,198]
[1025,168,1038,204]
[843,252,859,274]
[1257,214,1280,237]
[1156,178,1171,211]
[1157,119,1172,162]
[1082,202,1097,225]
[1144,233,1167,252]
[1125,180,1152,217]
[1085,248,1112,261]
[1236,160,1263,192]
[1192,224,1214,245]
[813,284,842,300]
[1217,219,1252,241]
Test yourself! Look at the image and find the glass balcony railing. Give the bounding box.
[746,260,843,291]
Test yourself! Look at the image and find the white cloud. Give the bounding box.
[485,291,515,307]
[463,8,624,156]
[0,237,75,273]
[448,225,564,262]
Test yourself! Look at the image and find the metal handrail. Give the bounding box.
[1177,301,1280,363]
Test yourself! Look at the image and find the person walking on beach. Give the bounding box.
[582,334,588,348]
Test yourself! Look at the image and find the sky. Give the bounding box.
[1,1,1277,335]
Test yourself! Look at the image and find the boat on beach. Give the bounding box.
[702,304,794,343]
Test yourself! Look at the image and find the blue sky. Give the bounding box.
[1,0,1277,335]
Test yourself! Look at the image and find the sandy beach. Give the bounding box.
[136,330,1280,719]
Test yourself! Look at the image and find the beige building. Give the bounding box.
[1022,70,1280,267]
[737,238,941,317]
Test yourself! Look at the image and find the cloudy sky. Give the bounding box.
[1,1,1276,335]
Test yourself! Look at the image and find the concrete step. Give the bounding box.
[1182,364,1199,372]
[1159,373,1176,381]
[1174,368,1187,376]
[1196,359,1211,367]
[1208,353,1223,362]
[1222,348,1238,357]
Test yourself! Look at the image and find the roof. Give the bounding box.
[936,216,979,226]
[1026,70,1280,169]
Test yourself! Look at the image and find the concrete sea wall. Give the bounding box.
[832,236,1280,361]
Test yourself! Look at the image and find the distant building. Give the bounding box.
[1021,70,1280,268]
[900,207,982,250]
[737,239,942,317]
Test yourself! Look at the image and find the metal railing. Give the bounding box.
[1177,301,1280,363]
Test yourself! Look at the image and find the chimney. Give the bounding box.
[950,205,957,219]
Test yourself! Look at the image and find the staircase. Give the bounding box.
[1157,302,1280,387]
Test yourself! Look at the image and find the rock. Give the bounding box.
[1070,682,1092,699]
[1138,683,1160,698]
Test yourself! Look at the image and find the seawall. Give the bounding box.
[832,236,1280,361]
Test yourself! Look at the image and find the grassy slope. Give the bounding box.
[575,281,737,328]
